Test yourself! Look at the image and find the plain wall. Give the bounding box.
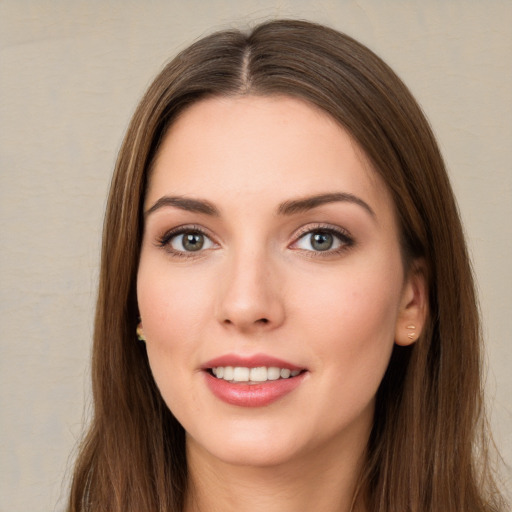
[1,1,510,510]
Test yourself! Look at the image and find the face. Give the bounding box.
[137,95,419,468]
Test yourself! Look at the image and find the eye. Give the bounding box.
[158,227,216,254]
[293,227,353,253]
[172,232,213,252]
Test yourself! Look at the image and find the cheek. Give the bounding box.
[303,261,401,333]
[299,261,403,384]
[136,263,214,405]
[300,279,400,438]
[138,262,212,343]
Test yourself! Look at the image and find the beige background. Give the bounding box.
[1,1,510,510]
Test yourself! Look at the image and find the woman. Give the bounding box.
[68,19,506,512]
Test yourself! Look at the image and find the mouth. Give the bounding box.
[208,366,304,384]
[202,355,308,407]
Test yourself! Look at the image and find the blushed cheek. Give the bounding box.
[141,303,196,415]
[138,274,213,413]
[139,263,208,337]
[306,272,400,365]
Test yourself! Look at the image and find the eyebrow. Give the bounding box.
[277,192,375,218]
[145,192,375,219]
[145,196,220,217]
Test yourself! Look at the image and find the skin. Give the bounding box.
[137,95,427,512]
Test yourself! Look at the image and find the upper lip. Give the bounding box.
[201,353,304,371]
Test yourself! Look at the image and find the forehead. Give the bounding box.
[146,95,392,218]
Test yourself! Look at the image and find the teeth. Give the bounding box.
[211,366,302,383]
[267,367,280,380]
[223,366,234,381]
[233,367,249,381]
[250,367,267,382]
[280,368,291,379]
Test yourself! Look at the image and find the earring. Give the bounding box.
[406,324,416,340]
[136,322,146,342]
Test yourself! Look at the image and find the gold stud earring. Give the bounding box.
[406,324,416,340]
[136,323,146,342]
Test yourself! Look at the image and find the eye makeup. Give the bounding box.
[290,223,355,258]
[153,220,355,261]
[155,224,218,259]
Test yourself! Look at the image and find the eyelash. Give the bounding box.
[291,224,355,257]
[156,225,215,259]
[155,223,355,259]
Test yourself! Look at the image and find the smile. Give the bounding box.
[211,366,302,383]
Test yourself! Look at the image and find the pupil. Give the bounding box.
[183,233,204,251]
[311,232,333,251]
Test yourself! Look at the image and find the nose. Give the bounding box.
[215,249,286,333]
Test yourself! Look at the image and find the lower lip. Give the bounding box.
[204,371,306,407]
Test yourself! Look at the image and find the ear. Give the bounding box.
[394,260,428,346]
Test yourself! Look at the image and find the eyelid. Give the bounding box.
[289,223,354,253]
[156,224,219,255]
[154,222,353,257]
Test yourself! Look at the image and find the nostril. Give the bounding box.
[222,316,274,330]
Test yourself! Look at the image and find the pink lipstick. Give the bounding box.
[201,354,307,407]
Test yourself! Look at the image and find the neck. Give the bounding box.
[184,433,368,512]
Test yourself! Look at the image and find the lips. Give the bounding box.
[201,354,307,407]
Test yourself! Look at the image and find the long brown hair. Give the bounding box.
[68,19,506,511]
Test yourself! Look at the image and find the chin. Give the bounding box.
[198,443,303,469]
[186,423,311,468]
